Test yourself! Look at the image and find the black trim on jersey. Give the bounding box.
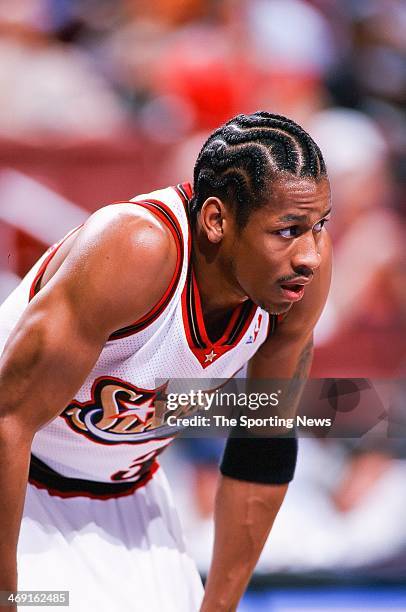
[143,200,183,244]
[29,455,155,498]
[176,183,190,207]
[226,299,255,345]
[268,314,279,337]
[186,269,205,348]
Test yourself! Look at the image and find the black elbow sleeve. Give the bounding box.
[220,433,298,485]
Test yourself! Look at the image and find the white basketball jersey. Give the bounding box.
[0,183,275,497]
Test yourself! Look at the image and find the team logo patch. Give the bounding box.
[63,376,169,444]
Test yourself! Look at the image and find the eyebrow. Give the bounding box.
[277,207,332,223]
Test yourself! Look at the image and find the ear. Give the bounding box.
[199,197,227,243]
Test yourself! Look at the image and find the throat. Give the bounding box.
[202,307,237,344]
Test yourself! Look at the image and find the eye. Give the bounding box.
[313,218,329,233]
[275,226,301,238]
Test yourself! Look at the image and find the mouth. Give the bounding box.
[279,283,306,302]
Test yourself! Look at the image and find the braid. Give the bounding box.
[191,111,326,228]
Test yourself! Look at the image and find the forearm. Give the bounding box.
[200,337,311,611]
[0,419,33,590]
[0,311,103,429]
[0,306,104,593]
[200,475,288,612]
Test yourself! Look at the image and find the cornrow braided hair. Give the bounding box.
[190,111,327,228]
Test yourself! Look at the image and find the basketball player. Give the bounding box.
[0,112,331,611]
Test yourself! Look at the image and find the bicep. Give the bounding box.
[0,286,107,431]
[0,207,176,431]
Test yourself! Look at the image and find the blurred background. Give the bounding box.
[0,0,405,610]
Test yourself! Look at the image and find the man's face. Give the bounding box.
[225,176,332,314]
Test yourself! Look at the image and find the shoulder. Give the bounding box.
[38,203,179,339]
[80,202,176,258]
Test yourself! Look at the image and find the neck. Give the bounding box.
[192,227,248,318]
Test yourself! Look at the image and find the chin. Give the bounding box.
[270,304,293,316]
[256,299,293,316]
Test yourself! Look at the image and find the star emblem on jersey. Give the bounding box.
[204,349,217,363]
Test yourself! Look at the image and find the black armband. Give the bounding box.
[220,432,298,485]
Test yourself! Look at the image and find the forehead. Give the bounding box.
[258,176,331,219]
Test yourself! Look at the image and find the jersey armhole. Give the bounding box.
[108,199,184,340]
[29,225,83,301]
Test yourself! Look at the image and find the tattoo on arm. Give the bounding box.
[283,338,314,417]
[295,338,314,379]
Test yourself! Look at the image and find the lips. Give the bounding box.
[278,277,312,302]
[280,283,304,293]
[279,284,305,302]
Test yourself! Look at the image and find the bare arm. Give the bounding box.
[200,339,313,612]
[201,233,332,611]
[200,476,287,612]
[0,205,176,593]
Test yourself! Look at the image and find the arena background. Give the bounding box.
[0,1,405,610]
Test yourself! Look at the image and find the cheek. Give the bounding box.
[232,233,289,290]
[244,238,285,273]
[236,248,279,288]
[318,230,331,256]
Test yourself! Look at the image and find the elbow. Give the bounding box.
[0,317,48,425]
[0,413,34,449]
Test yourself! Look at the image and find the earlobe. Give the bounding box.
[208,221,223,244]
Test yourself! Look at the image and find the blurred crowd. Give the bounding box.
[0,0,404,372]
[163,434,406,577]
[0,0,404,146]
[0,0,405,582]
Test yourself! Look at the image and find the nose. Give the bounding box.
[291,232,321,275]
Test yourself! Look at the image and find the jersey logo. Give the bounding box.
[245,313,263,344]
[63,377,168,445]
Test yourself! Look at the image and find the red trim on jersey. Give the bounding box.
[182,266,258,369]
[183,182,193,199]
[29,461,160,500]
[191,270,247,346]
[175,181,193,205]
[108,198,184,339]
[29,225,83,300]
[173,183,193,261]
